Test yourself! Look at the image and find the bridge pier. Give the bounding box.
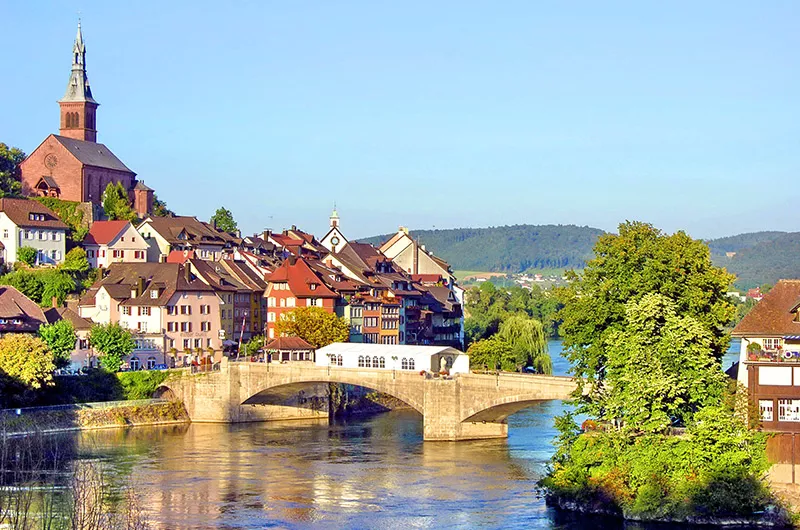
[422,378,508,441]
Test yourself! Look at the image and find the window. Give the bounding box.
[112,250,123,259]
[358,356,365,368]
[167,306,177,315]
[379,357,385,368]
[373,356,379,368]
[147,357,156,370]
[201,321,211,332]
[287,297,295,307]
[307,298,318,307]
[141,307,151,316]
[779,399,800,422]
[409,358,415,370]
[122,306,131,316]
[337,355,343,366]
[167,322,177,332]
[129,357,141,371]
[268,312,276,322]
[207,338,212,348]
[101,250,106,257]
[381,335,397,345]
[150,289,158,299]
[38,231,45,240]
[364,356,371,368]
[764,338,782,351]
[310,284,317,291]
[134,250,144,260]
[194,338,202,349]
[180,322,192,332]
[180,305,191,315]
[183,339,190,349]
[53,231,60,241]
[364,317,378,328]
[760,400,774,422]
[280,298,286,308]
[2,229,7,239]
[401,358,409,370]
[364,333,379,344]
[137,322,148,332]
[268,297,276,306]
[25,230,32,240]
[200,305,210,315]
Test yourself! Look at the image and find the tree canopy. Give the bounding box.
[89,322,135,372]
[39,319,77,369]
[101,182,137,221]
[274,307,349,349]
[0,269,76,307]
[0,143,24,198]
[210,207,237,233]
[0,335,55,390]
[152,194,175,217]
[16,246,36,266]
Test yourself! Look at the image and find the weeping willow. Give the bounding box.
[497,315,552,374]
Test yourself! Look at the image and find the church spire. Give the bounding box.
[330,203,339,228]
[59,20,99,142]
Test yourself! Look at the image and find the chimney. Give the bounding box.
[263,230,271,240]
[291,225,297,231]
[138,277,145,295]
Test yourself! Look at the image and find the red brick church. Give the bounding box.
[19,23,153,217]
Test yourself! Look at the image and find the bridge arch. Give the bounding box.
[461,393,560,424]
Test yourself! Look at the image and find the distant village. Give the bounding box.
[1,23,464,372]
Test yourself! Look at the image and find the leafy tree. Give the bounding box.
[242,335,264,356]
[0,269,44,302]
[466,336,513,371]
[61,247,90,274]
[0,269,75,306]
[152,194,175,217]
[274,307,349,348]
[557,221,735,407]
[17,246,36,266]
[89,322,135,372]
[0,143,24,198]
[0,335,55,389]
[101,182,137,221]
[33,197,89,243]
[38,319,76,369]
[497,314,551,374]
[40,270,76,307]
[210,206,237,233]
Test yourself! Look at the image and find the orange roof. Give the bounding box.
[265,336,314,351]
[266,257,338,298]
[83,220,131,245]
[166,250,195,263]
[733,280,800,337]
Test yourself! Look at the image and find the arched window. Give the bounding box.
[74,112,80,127]
[358,356,365,368]
[364,356,371,368]
[129,357,141,371]
[379,357,386,368]
[147,356,156,370]
[373,356,379,368]
[409,358,415,370]
[337,355,343,366]
[401,358,409,370]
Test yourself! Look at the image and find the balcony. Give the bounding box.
[746,349,800,363]
[433,324,461,335]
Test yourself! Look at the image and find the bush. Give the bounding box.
[116,370,170,400]
[16,246,36,266]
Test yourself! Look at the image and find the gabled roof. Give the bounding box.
[44,306,92,330]
[265,336,314,351]
[83,220,131,245]
[733,280,800,337]
[266,257,338,298]
[0,286,47,332]
[141,216,226,247]
[53,135,134,173]
[0,198,69,230]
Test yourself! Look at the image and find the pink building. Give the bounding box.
[82,220,149,268]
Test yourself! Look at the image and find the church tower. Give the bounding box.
[58,21,99,142]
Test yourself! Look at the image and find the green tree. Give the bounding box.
[0,143,24,198]
[242,335,264,356]
[17,246,36,266]
[152,194,175,217]
[557,221,735,407]
[0,269,44,302]
[0,334,55,389]
[38,319,76,369]
[466,336,514,371]
[274,307,349,348]
[61,247,90,274]
[40,270,76,307]
[497,314,551,374]
[89,322,135,372]
[210,206,237,233]
[101,182,137,221]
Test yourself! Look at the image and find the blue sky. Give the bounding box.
[3,1,798,240]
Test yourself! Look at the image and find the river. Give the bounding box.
[43,340,744,529]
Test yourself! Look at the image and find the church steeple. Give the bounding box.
[330,203,340,229]
[59,21,99,142]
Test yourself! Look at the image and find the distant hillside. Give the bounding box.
[361,225,604,273]
[707,231,787,256]
[710,231,800,289]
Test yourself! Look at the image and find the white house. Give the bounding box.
[315,343,470,374]
[82,220,149,268]
[0,198,68,266]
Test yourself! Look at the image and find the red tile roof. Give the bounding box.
[266,257,338,298]
[166,250,195,263]
[732,280,800,337]
[83,220,131,245]
[265,336,314,351]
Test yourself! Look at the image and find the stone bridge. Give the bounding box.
[161,359,576,441]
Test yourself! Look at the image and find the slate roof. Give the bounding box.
[54,135,134,173]
[0,286,48,332]
[83,220,131,245]
[142,216,226,247]
[0,198,69,230]
[732,280,800,337]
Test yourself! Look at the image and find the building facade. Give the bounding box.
[0,199,68,266]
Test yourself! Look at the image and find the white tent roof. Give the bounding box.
[316,343,465,358]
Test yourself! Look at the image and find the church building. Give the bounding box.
[19,23,153,217]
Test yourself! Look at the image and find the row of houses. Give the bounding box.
[0,198,464,370]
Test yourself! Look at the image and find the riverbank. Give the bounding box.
[0,400,189,435]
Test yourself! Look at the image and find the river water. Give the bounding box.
[57,340,743,529]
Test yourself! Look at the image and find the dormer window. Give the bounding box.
[28,213,45,221]
[310,284,317,291]
[150,289,158,299]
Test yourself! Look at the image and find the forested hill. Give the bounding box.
[361,225,604,273]
[708,231,800,289]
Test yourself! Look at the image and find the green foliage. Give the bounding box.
[210,206,237,232]
[465,282,562,342]
[497,314,551,373]
[33,197,88,243]
[89,322,135,373]
[116,370,170,399]
[16,246,36,266]
[0,268,76,306]
[61,247,90,274]
[38,319,76,369]
[362,224,604,273]
[242,335,264,356]
[152,193,175,217]
[101,182,137,221]
[466,336,514,371]
[0,335,55,391]
[709,231,800,289]
[0,143,24,198]
[274,307,349,348]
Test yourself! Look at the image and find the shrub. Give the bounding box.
[17,246,36,266]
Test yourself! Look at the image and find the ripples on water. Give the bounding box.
[65,340,744,529]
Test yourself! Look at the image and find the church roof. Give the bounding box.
[54,136,134,173]
[59,21,97,104]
